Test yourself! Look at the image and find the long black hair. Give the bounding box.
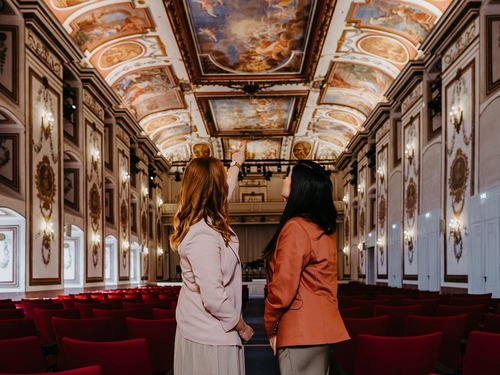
[262,160,337,260]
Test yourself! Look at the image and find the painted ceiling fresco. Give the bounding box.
[43,0,453,164]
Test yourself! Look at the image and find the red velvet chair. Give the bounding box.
[338,295,368,308]
[332,315,389,374]
[152,308,176,320]
[482,313,500,334]
[74,302,112,319]
[352,299,392,317]
[374,304,422,336]
[436,304,485,339]
[0,303,16,310]
[0,365,102,375]
[405,314,467,372]
[376,294,408,306]
[52,317,114,370]
[63,337,152,375]
[0,308,25,320]
[21,299,60,320]
[126,317,177,374]
[339,306,363,318]
[0,318,38,340]
[353,332,442,375]
[462,331,500,375]
[34,308,81,346]
[402,298,440,316]
[92,308,149,340]
[0,336,47,373]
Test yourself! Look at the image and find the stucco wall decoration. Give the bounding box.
[403,114,420,279]
[343,184,350,278]
[0,227,16,285]
[377,145,388,278]
[357,164,367,278]
[119,151,130,280]
[86,123,104,282]
[29,71,61,285]
[444,62,474,282]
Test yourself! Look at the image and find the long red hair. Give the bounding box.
[169,157,231,251]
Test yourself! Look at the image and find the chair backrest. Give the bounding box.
[0,308,24,320]
[74,302,112,319]
[436,304,485,338]
[152,308,176,320]
[63,337,152,375]
[405,314,467,372]
[0,302,16,310]
[402,298,440,316]
[34,308,81,346]
[0,336,47,373]
[0,365,103,375]
[482,313,500,334]
[126,317,177,374]
[0,318,38,340]
[332,315,389,374]
[52,317,114,371]
[353,332,442,375]
[373,304,422,336]
[462,331,500,375]
[21,299,59,319]
[92,308,149,340]
[352,299,392,317]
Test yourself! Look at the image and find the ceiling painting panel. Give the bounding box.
[348,0,437,45]
[226,139,281,160]
[319,88,379,117]
[197,92,307,137]
[291,140,313,160]
[167,0,333,82]
[314,142,339,160]
[69,3,154,52]
[112,66,184,121]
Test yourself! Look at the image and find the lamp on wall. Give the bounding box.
[449,105,463,133]
[158,198,163,207]
[41,111,55,134]
[357,183,364,199]
[376,238,384,254]
[142,246,149,255]
[143,188,149,197]
[449,219,466,246]
[403,231,414,251]
[158,248,164,257]
[404,143,414,165]
[377,167,385,183]
[357,242,366,254]
[123,240,130,253]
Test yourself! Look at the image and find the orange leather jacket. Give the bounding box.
[264,217,349,348]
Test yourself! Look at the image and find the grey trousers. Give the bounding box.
[277,344,332,375]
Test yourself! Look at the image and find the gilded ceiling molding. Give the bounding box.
[442,18,479,71]
[82,89,104,121]
[26,30,62,77]
[401,82,423,114]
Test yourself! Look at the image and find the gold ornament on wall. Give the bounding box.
[449,148,468,217]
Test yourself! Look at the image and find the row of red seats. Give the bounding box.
[0,316,176,374]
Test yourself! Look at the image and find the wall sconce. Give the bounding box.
[342,195,348,204]
[123,240,130,252]
[92,233,101,245]
[143,188,149,197]
[376,238,384,253]
[158,248,164,256]
[92,149,100,164]
[357,242,366,254]
[357,184,364,199]
[449,105,463,133]
[405,143,414,165]
[41,220,55,241]
[142,246,149,255]
[122,172,130,188]
[403,231,414,251]
[449,219,467,246]
[41,111,55,134]
[377,167,385,183]
[158,198,163,207]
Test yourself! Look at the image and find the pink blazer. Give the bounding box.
[176,219,242,346]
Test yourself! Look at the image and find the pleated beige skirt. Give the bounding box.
[174,328,245,375]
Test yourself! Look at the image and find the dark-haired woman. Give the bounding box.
[170,144,253,375]
[263,161,349,374]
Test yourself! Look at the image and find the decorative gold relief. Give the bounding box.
[35,156,56,266]
[89,184,101,230]
[449,148,468,217]
[378,196,386,229]
[405,178,417,224]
